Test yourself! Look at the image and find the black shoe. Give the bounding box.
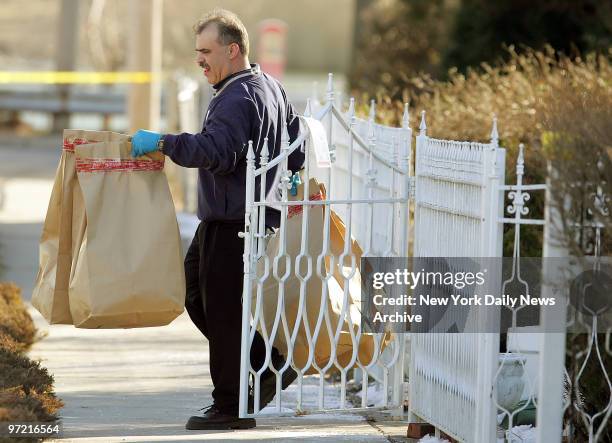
[250,363,298,412]
[186,404,256,430]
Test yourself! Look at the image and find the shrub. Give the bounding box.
[350,0,612,96]
[359,47,612,257]
[0,283,63,430]
[0,387,60,423]
[0,348,55,394]
[0,283,36,350]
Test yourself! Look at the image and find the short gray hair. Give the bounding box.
[193,9,249,56]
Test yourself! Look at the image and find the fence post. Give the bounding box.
[401,103,412,252]
[401,103,412,413]
[487,117,506,257]
[536,164,568,442]
[407,111,427,427]
[238,141,257,418]
[474,118,505,442]
[389,103,412,419]
[412,110,427,256]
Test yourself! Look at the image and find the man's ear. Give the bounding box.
[229,42,240,59]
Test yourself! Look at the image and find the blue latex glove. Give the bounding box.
[131,129,162,157]
[289,173,302,196]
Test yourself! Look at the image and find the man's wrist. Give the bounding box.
[156,136,165,152]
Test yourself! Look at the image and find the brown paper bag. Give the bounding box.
[252,178,382,374]
[32,133,105,324]
[66,130,185,328]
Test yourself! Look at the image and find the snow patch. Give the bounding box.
[295,413,365,421]
[506,425,535,443]
[356,383,385,407]
[419,435,451,443]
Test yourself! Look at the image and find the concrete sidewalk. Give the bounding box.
[0,136,61,301]
[2,136,411,442]
[28,310,409,442]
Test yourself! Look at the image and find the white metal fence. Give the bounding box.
[408,113,506,442]
[221,73,609,441]
[496,145,548,443]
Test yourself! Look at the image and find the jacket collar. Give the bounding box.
[212,63,261,92]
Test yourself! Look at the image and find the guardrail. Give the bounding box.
[0,90,125,114]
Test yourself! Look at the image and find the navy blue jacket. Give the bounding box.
[162,64,304,225]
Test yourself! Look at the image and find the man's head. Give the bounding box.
[193,9,250,85]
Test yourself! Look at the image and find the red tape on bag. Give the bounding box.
[288,192,324,219]
[76,158,164,173]
[63,138,91,152]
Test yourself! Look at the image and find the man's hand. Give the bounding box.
[131,130,163,157]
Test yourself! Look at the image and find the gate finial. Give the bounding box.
[402,103,410,129]
[368,99,376,122]
[304,98,312,117]
[326,73,334,103]
[490,114,499,148]
[280,123,290,153]
[348,97,355,122]
[517,143,525,177]
[419,110,427,136]
[246,140,255,163]
[260,137,269,165]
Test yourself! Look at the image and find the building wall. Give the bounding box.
[173,0,357,73]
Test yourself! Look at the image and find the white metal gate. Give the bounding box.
[408,113,506,442]
[238,75,410,418]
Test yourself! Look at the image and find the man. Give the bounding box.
[131,9,300,431]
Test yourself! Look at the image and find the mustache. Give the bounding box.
[199,62,210,69]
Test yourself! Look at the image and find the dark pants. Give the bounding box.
[184,220,279,414]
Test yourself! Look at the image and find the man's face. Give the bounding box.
[195,25,232,85]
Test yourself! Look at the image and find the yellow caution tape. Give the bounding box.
[0,71,157,84]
